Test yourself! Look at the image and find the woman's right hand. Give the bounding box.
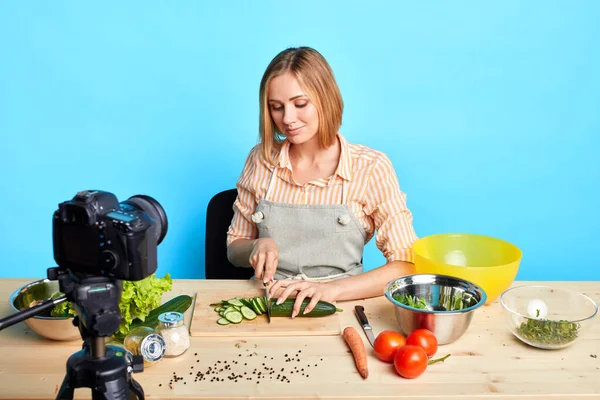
[249,238,279,283]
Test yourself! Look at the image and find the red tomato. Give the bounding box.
[373,330,406,363]
[393,345,428,379]
[406,328,438,357]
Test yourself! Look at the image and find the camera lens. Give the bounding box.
[122,195,168,244]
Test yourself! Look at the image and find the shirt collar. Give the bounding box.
[276,133,353,181]
[335,133,353,181]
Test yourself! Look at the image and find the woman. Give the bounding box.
[227,47,418,318]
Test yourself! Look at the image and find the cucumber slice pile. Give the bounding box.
[211,296,267,325]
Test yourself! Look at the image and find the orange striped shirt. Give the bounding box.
[226,134,419,263]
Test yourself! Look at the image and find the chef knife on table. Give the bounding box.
[354,305,375,347]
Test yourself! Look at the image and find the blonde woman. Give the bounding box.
[227,47,418,317]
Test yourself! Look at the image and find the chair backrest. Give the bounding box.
[204,188,254,280]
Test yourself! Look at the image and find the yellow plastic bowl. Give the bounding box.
[412,233,522,303]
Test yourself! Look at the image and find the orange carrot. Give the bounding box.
[343,326,368,379]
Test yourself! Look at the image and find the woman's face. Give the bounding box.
[267,72,319,145]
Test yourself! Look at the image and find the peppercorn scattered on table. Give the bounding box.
[0,278,598,399]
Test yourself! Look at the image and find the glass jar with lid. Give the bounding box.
[156,311,190,357]
[123,326,166,368]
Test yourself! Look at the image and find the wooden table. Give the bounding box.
[0,278,598,399]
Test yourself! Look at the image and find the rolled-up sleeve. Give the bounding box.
[226,147,261,246]
[364,153,418,263]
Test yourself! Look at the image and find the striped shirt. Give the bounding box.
[226,134,419,263]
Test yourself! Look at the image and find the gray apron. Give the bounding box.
[251,168,366,281]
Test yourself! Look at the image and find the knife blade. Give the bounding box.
[354,305,375,347]
[264,281,271,324]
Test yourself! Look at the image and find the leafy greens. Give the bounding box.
[393,291,469,311]
[517,310,579,346]
[393,293,428,309]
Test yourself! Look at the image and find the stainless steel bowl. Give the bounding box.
[9,278,80,341]
[384,274,487,344]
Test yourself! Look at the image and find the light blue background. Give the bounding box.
[1,1,598,280]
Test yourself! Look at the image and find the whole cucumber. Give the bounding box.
[113,294,193,340]
[270,298,339,318]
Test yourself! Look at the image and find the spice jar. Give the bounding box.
[156,312,190,357]
[123,326,166,368]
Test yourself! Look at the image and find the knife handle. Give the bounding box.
[354,305,370,327]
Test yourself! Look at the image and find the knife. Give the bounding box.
[264,281,272,324]
[354,305,375,347]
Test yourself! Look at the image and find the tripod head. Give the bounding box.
[48,268,121,343]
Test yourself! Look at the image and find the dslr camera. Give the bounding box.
[52,190,168,281]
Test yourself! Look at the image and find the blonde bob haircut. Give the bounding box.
[258,47,344,165]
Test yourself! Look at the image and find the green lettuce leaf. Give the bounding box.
[117,273,172,336]
[50,300,78,317]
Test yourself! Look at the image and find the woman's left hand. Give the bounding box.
[268,280,340,318]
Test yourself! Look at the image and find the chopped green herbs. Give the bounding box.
[443,291,465,311]
[393,291,471,311]
[517,314,579,346]
[393,293,428,309]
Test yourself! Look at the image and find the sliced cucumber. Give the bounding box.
[217,317,230,325]
[240,306,257,320]
[258,296,267,311]
[224,311,243,324]
[222,306,236,314]
[251,297,264,314]
[226,299,245,307]
[240,299,254,309]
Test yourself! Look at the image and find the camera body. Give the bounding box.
[53,190,166,281]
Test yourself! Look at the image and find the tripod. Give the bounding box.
[52,268,146,400]
[0,268,146,400]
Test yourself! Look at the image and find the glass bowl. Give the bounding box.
[500,285,598,349]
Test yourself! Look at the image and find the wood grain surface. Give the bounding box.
[0,278,598,399]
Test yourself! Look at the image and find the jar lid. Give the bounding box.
[140,333,166,362]
[158,311,184,328]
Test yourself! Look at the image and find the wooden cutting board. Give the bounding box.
[189,279,341,337]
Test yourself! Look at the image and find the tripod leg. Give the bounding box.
[56,375,74,400]
[129,378,145,400]
[91,377,130,400]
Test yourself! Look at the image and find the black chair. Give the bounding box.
[204,188,255,280]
